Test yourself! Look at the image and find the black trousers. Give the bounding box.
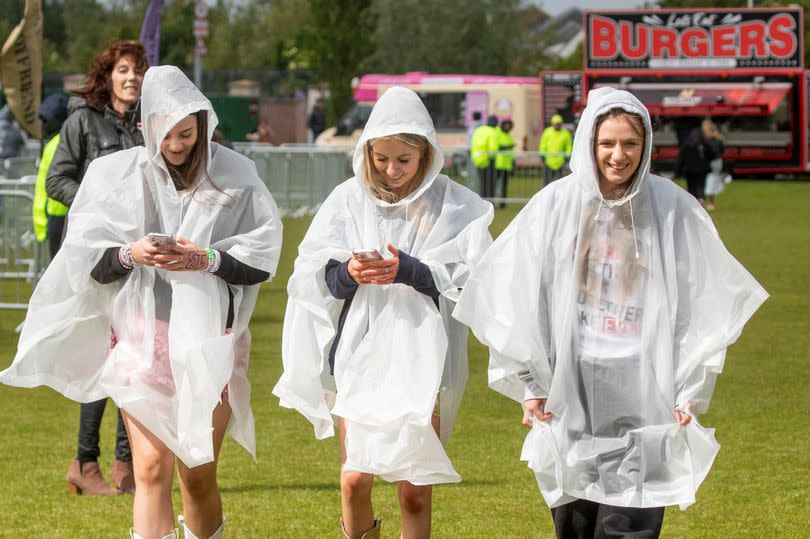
[684,172,706,201]
[46,214,65,258]
[78,399,131,463]
[544,166,566,185]
[551,498,665,539]
[495,169,511,207]
[477,164,496,199]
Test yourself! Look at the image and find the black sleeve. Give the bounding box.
[213,251,270,285]
[45,114,86,207]
[324,258,358,300]
[394,251,440,300]
[90,247,131,284]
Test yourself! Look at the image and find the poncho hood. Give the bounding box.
[141,65,218,174]
[571,87,653,206]
[352,86,444,207]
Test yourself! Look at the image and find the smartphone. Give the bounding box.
[147,233,177,247]
[352,248,383,260]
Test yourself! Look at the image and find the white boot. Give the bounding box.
[130,528,179,539]
[178,515,225,539]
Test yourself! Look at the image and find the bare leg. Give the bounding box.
[175,397,232,538]
[123,412,176,538]
[397,414,441,539]
[339,418,375,538]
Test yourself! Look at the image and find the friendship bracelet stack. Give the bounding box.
[204,247,222,273]
[119,243,136,270]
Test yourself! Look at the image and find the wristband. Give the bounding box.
[204,248,221,273]
[119,243,136,270]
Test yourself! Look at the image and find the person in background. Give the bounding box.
[46,39,148,496]
[0,105,26,160]
[494,118,516,208]
[246,114,275,144]
[466,111,483,147]
[274,86,492,539]
[455,87,767,538]
[309,97,327,142]
[539,114,572,185]
[676,127,711,205]
[32,93,70,257]
[701,117,728,211]
[470,114,499,199]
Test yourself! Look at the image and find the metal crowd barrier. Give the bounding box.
[235,145,353,216]
[233,145,567,212]
[0,178,44,312]
[462,150,570,204]
[3,156,39,179]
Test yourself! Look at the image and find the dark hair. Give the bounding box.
[77,40,147,111]
[166,112,209,191]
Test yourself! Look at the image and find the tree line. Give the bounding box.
[2,0,810,120]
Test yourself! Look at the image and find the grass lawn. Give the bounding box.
[0,180,807,538]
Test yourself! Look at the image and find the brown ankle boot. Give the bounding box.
[111,459,136,494]
[65,459,120,496]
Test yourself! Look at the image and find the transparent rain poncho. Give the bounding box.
[0,66,282,467]
[454,88,767,509]
[273,86,493,485]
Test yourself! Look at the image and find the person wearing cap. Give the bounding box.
[494,118,516,207]
[539,114,573,185]
[470,114,499,198]
[32,93,70,257]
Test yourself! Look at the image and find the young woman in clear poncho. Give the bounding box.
[0,66,282,539]
[273,86,493,538]
[454,87,767,537]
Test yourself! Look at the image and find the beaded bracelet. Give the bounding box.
[204,248,222,273]
[118,243,136,270]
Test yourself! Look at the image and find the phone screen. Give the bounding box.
[353,249,383,260]
[148,233,176,247]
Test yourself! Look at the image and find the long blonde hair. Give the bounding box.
[362,133,433,202]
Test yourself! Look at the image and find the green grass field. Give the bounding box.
[0,181,808,538]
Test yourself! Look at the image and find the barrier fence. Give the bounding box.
[234,144,563,210]
[0,178,44,314]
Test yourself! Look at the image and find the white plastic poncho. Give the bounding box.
[0,66,282,468]
[454,88,767,509]
[273,86,493,485]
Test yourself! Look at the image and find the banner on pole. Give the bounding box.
[0,0,43,138]
[139,0,165,67]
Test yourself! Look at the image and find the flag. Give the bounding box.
[140,0,165,67]
[0,0,43,139]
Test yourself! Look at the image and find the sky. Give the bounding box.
[541,0,648,16]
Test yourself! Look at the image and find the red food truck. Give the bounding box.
[542,6,807,176]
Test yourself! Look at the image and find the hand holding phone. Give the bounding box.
[147,233,177,247]
[352,248,383,261]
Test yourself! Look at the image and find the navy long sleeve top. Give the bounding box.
[324,251,440,373]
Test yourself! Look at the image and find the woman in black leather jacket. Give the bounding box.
[46,39,147,497]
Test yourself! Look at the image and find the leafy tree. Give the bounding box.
[370,0,531,75]
[306,0,376,120]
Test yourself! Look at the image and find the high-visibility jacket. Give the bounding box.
[539,126,573,171]
[470,125,498,168]
[494,128,516,171]
[33,135,69,243]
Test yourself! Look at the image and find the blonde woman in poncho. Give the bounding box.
[454,88,767,538]
[273,86,492,538]
[0,66,282,539]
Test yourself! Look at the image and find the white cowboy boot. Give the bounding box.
[130,528,178,539]
[339,518,381,539]
[178,515,225,539]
